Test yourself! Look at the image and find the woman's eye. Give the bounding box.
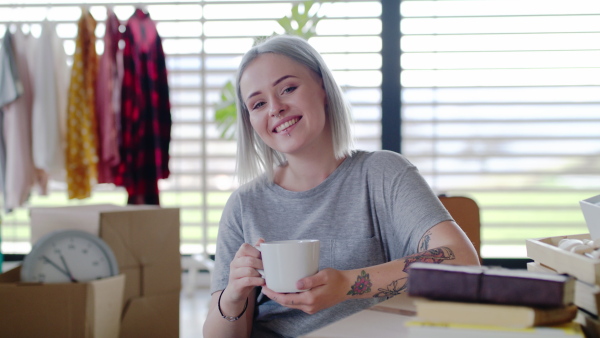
[282,86,297,94]
[252,101,265,110]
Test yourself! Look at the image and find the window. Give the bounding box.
[400,0,600,257]
[0,0,382,256]
[4,0,594,260]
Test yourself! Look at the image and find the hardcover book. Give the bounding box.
[407,263,575,307]
[575,309,600,338]
[414,298,578,328]
[527,261,600,316]
[406,320,585,338]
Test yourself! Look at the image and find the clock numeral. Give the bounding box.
[38,273,46,282]
[92,261,99,267]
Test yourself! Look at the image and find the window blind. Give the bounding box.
[0,0,382,256]
[400,0,600,257]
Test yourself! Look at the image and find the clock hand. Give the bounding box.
[42,255,74,281]
[59,254,78,283]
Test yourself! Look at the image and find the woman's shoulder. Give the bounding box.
[352,149,414,169]
[230,173,272,198]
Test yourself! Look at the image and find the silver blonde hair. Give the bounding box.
[235,35,354,184]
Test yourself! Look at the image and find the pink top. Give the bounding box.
[95,9,122,184]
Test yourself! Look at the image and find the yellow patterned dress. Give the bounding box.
[65,9,98,199]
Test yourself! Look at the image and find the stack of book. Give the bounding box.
[527,233,600,338]
[405,263,584,337]
[528,261,600,338]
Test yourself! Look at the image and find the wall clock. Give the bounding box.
[21,229,119,283]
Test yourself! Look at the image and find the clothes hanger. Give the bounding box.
[8,7,19,34]
[137,4,149,14]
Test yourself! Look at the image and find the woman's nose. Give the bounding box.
[270,98,286,117]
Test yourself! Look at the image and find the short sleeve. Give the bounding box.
[365,151,452,259]
[210,190,246,294]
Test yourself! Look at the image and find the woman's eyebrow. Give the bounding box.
[272,74,297,87]
[246,75,298,101]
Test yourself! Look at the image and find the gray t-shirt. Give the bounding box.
[211,150,452,338]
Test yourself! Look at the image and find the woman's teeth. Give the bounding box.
[276,118,298,133]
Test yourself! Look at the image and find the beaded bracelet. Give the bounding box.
[218,288,249,322]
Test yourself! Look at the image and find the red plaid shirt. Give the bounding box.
[115,8,171,205]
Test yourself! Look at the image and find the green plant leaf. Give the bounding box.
[277,16,293,32]
[214,81,238,140]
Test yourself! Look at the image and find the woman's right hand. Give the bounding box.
[225,238,266,303]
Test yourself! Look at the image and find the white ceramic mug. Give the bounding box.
[257,239,320,293]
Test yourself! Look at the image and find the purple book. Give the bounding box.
[407,263,575,307]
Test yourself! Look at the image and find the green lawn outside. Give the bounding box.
[1,189,593,255]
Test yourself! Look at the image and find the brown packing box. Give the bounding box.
[0,266,125,338]
[526,233,600,285]
[29,204,181,338]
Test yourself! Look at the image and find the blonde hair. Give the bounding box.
[235,35,354,184]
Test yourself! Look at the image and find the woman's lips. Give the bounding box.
[274,117,301,133]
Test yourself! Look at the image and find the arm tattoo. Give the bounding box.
[419,231,432,251]
[402,246,455,273]
[373,277,408,298]
[349,247,455,298]
[347,270,372,296]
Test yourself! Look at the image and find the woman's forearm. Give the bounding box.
[341,244,476,301]
[342,221,480,301]
[202,288,256,338]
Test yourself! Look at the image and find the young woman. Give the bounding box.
[203,35,479,338]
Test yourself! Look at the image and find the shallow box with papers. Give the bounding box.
[29,204,181,338]
[526,233,600,285]
[0,266,125,338]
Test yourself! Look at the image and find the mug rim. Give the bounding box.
[261,239,319,245]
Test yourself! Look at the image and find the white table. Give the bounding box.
[301,295,416,338]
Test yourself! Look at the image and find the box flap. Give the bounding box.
[0,266,124,338]
[0,265,21,283]
[99,208,181,299]
[0,274,90,337]
[99,208,180,268]
[90,274,126,338]
[29,204,122,243]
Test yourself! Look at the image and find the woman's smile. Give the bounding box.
[274,117,302,133]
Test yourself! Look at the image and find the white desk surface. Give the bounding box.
[301,295,416,338]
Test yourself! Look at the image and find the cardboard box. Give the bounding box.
[526,233,600,285]
[0,266,125,338]
[581,194,600,240]
[29,205,181,338]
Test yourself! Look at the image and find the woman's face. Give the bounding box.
[239,53,329,156]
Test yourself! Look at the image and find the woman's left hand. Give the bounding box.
[260,268,350,314]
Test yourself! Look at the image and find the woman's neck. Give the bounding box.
[275,149,346,192]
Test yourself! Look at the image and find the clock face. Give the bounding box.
[21,230,119,283]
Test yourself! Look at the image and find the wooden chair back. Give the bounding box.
[438,195,481,260]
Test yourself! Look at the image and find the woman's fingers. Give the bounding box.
[230,266,262,280]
